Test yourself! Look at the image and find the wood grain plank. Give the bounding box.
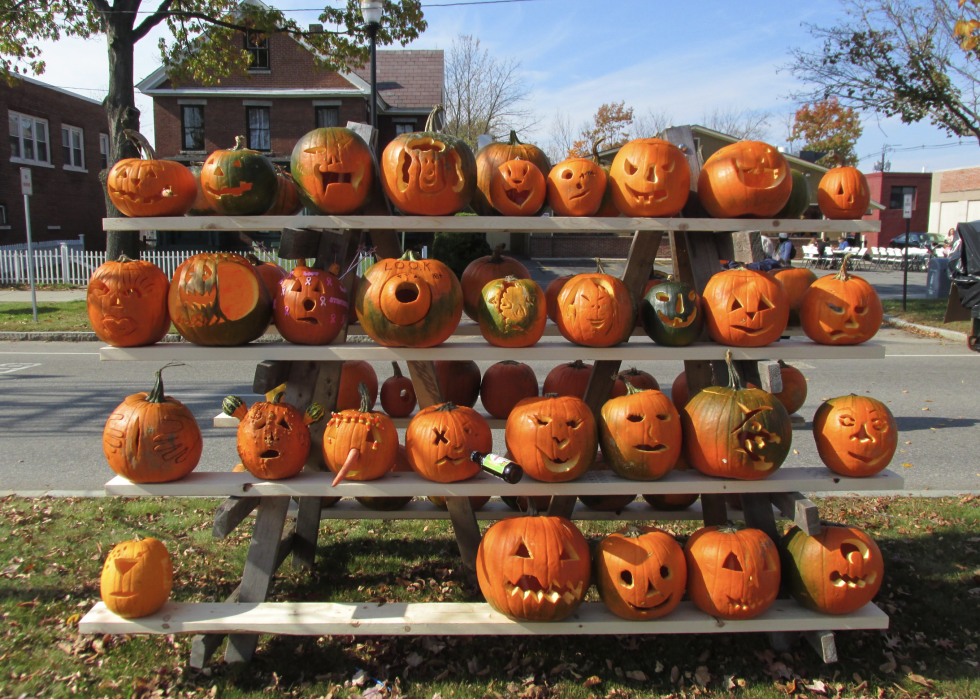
[407,360,444,407]
[770,492,822,536]
[212,496,260,539]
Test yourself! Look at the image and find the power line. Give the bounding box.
[857,140,973,161]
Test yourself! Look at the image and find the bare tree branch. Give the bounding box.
[700,105,772,140]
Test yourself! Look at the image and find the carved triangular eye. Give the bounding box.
[730,297,743,311]
[759,294,774,310]
[514,541,532,558]
[278,416,291,430]
[723,552,743,572]
[624,159,638,176]
[559,545,579,561]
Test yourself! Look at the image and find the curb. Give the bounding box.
[0,331,375,343]
[882,314,968,343]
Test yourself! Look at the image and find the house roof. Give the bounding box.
[350,50,443,112]
[10,74,105,107]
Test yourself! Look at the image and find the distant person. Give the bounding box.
[838,237,851,250]
[761,235,775,259]
[776,232,796,265]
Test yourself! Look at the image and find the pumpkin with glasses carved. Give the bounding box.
[290,127,374,214]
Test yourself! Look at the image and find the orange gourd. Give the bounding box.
[227,394,322,480]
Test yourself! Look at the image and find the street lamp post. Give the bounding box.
[360,0,382,144]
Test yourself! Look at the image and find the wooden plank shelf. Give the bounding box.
[213,411,506,429]
[80,600,889,636]
[347,322,806,338]
[103,467,904,498]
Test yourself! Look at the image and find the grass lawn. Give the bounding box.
[881,299,973,335]
[0,300,93,332]
[1,495,978,698]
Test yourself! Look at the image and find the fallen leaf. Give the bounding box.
[406,652,423,668]
[908,674,934,688]
[804,679,828,694]
[880,652,898,673]
[625,670,647,681]
[583,676,601,688]
[654,661,664,674]
[903,463,914,468]
[922,407,930,411]
[726,675,738,690]
[670,666,680,684]
[694,666,711,687]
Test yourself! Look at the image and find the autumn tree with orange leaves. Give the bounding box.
[568,102,634,157]
[792,98,863,167]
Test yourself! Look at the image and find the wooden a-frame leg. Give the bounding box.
[445,497,481,581]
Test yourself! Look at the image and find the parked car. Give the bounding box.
[889,232,943,249]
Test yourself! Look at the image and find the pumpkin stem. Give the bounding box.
[569,359,588,370]
[433,401,459,413]
[122,129,156,160]
[508,129,523,146]
[835,253,855,281]
[489,243,506,262]
[358,382,373,413]
[622,377,644,395]
[591,139,605,164]
[332,448,360,487]
[304,403,324,425]
[232,135,247,151]
[391,362,403,379]
[424,104,445,133]
[543,392,559,398]
[724,349,744,391]
[246,252,261,266]
[622,523,643,538]
[595,257,606,275]
[222,395,248,421]
[525,497,539,517]
[116,253,135,263]
[147,362,183,404]
[399,250,419,263]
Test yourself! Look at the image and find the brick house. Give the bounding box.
[863,172,932,246]
[928,166,980,240]
[2,75,109,249]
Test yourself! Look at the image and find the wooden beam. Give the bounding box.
[770,492,821,536]
[805,630,838,664]
[407,360,444,407]
[279,228,328,260]
[741,493,780,544]
[252,360,292,395]
[445,497,481,578]
[371,230,403,260]
[212,496,260,539]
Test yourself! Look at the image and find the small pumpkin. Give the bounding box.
[599,379,682,481]
[274,263,348,345]
[480,361,538,419]
[669,371,690,411]
[406,402,492,483]
[474,130,552,216]
[338,361,379,411]
[772,266,818,326]
[100,538,172,618]
[608,138,690,217]
[547,150,608,217]
[290,127,374,214]
[800,253,882,345]
[490,158,547,216]
[578,451,635,511]
[477,276,547,348]
[505,394,597,482]
[544,275,574,323]
[88,255,170,347]
[227,394,322,480]
[595,527,686,620]
[818,166,871,220]
[556,259,635,347]
[813,394,897,477]
[355,446,415,510]
[775,169,812,219]
[640,280,704,346]
[434,360,481,409]
[265,167,304,216]
[201,136,279,215]
[616,367,659,393]
[772,360,807,415]
[702,267,789,347]
[107,130,197,217]
[698,141,793,218]
[323,383,399,482]
[461,244,531,321]
[380,362,416,417]
[246,254,288,309]
[543,360,593,399]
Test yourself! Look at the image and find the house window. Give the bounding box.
[99,133,110,169]
[246,106,271,151]
[395,122,415,135]
[181,105,205,151]
[889,185,917,209]
[315,106,339,129]
[8,111,50,165]
[0,205,6,226]
[246,32,270,70]
[62,125,85,170]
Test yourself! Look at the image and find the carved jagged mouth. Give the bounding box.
[735,428,780,471]
[634,444,668,453]
[182,300,224,326]
[657,309,697,328]
[830,570,877,588]
[725,597,769,613]
[259,449,280,459]
[628,592,672,612]
[109,189,170,205]
[204,182,254,197]
[505,188,532,207]
[505,576,584,605]
[624,183,668,204]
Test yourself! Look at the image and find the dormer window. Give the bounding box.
[246,32,270,71]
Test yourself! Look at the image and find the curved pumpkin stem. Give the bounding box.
[489,243,506,262]
[122,129,156,160]
[147,362,183,404]
[424,104,445,133]
[232,135,247,151]
[591,139,605,164]
[723,349,744,391]
[399,250,420,263]
[265,382,287,403]
[836,253,856,281]
[246,252,262,266]
[305,403,324,425]
[223,395,248,421]
[358,382,373,413]
[433,401,459,413]
[569,359,588,370]
[391,361,403,379]
[332,448,360,487]
[595,257,606,275]
[622,377,644,395]
[508,130,524,146]
[116,253,135,263]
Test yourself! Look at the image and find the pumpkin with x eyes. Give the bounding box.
[290,127,374,214]
[224,394,322,480]
[100,538,173,619]
[595,527,687,620]
[818,166,871,220]
[322,383,398,482]
[698,141,793,218]
[201,136,279,215]
[273,263,348,345]
[556,259,635,347]
[88,256,170,347]
[640,280,704,347]
[609,138,690,217]
[406,402,492,483]
[547,155,608,217]
[600,380,681,481]
[813,394,897,476]
[477,515,591,621]
[506,394,598,482]
[685,525,781,620]
[489,158,547,216]
[703,267,789,347]
[800,254,882,345]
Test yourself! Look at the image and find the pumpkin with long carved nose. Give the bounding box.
[595,527,687,620]
[813,394,896,476]
[323,383,398,482]
[609,138,690,217]
[291,127,374,214]
[505,394,597,482]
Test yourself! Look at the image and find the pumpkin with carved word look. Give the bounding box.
[698,141,792,218]
[100,538,173,618]
[201,136,279,215]
[800,253,882,345]
[291,127,374,214]
[490,158,547,216]
[702,267,788,347]
[556,259,635,347]
[595,527,686,620]
[107,130,197,217]
[506,394,597,482]
[88,256,170,347]
[609,138,690,217]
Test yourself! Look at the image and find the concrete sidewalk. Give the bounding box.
[0,289,87,302]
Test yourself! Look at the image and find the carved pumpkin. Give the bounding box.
[702,267,789,347]
[338,360,379,411]
[187,163,215,216]
[818,166,871,220]
[609,138,691,217]
[323,383,398,482]
[813,394,897,477]
[781,524,884,614]
[543,360,592,399]
[556,259,635,347]
[201,136,279,215]
[544,275,573,323]
[640,280,704,346]
[547,153,608,217]
[246,254,287,309]
[406,403,492,483]
[380,362,416,417]
[776,169,812,219]
[480,361,538,419]
[461,244,531,320]
[682,351,792,480]
[168,252,272,346]
[476,515,590,621]
[103,363,203,482]
[428,494,491,510]
[800,254,882,345]
[599,380,681,481]
[635,277,667,327]
[616,367,659,393]
[290,127,374,214]
[265,167,304,216]
[107,130,197,217]
[578,451,635,511]
[355,446,415,510]
[477,276,547,347]
[100,538,172,618]
[474,130,552,216]
[490,159,547,216]
[505,394,598,482]
[230,395,321,480]
[772,360,807,415]
[772,266,818,326]
[434,360,481,408]
[88,255,170,347]
[698,141,792,218]
[381,105,476,215]
[273,263,348,345]
[669,371,690,411]
[595,527,686,620]
[355,251,463,347]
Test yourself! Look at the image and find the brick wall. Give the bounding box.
[864,172,932,246]
[940,167,980,193]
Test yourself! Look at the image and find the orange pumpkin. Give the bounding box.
[547,154,608,217]
[800,254,882,345]
[543,360,593,399]
[616,367,659,393]
[88,256,170,347]
[460,244,531,320]
[231,395,320,480]
[406,403,492,483]
[556,259,635,347]
[338,361,379,411]
[813,394,897,476]
[609,138,691,217]
[505,394,597,482]
[434,360,481,408]
[247,254,288,308]
[599,380,681,481]
[323,383,398,482]
[702,267,789,347]
[380,362,416,418]
[480,361,538,419]
[265,167,304,216]
[817,166,871,220]
[489,159,547,216]
[772,266,818,325]
[101,538,173,618]
[273,263,348,345]
[477,276,548,348]
[544,275,573,323]
[698,141,792,218]
[772,360,807,415]
[669,371,690,411]
[474,131,552,216]
[106,131,197,217]
[595,527,686,620]
[290,127,374,214]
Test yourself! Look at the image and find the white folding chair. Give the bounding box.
[802,245,819,269]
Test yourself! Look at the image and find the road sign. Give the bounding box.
[19,168,32,196]
[903,193,913,219]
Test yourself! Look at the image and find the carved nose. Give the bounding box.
[853,424,875,444]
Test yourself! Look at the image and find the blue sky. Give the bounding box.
[28,0,979,172]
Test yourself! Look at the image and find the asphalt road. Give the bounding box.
[0,327,976,493]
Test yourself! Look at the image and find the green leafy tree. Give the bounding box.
[792,98,864,166]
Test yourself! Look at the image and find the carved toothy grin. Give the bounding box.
[830,570,877,588]
[109,190,172,205]
[657,309,697,328]
[624,183,668,204]
[724,597,769,613]
[204,182,254,197]
[504,576,584,605]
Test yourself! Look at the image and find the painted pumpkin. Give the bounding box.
[477,276,547,347]
[616,367,659,393]
[813,394,897,477]
[247,254,288,308]
[669,371,690,411]
[201,136,279,215]
[609,138,691,217]
[169,252,272,346]
[547,154,608,217]
[505,394,598,482]
[772,360,807,415]
[323,383,398,482]
[273,263,348,345]
[428,494,491,510]
[543,360,593,399]
[186,163,215,216]
[490,158,547,216]
[698,141,792,218]
[355,446,414,510]
[480,361,538,419]
[772,266,818,326]
[107,130,197,217]
[381,105,476,215]
[461,244,531,320]
[595,527,686,620]
[818,166,871,220]
[800,254,882,345]
[476,515,590,621]
[290,127,374,214]
[599,380,681,481]
[578,451,635,511]
[682,350,792,480]
[782,524,884,614]
[103,363,202,482]
[544,275,573,323]
[775,169,812,219]
[265,168,304,216]
[406,403,492,483]
[556,259,635,347]
[232,396,319,480]
[702,267,789,347]
[380,362,416,417]
[640,280,704,346]
[338,360,379,411]
[100,538,172,618]
[88,256,170,347]
[434,360,481,408]
[355,251,463,348]
[474,130,552,216]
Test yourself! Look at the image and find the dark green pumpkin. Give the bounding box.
[640,280,704,346]
[775,169,811,220]
[201,136,279,215]
[476,276,547,347]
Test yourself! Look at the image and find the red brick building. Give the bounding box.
[2,75,109,249]
[862,172,933,246]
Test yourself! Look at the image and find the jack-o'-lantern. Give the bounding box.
[490,158,547,216]
[264,167,304,216]
[547,152,608,217]
[323,383,399,482]
[224,394,322,480]
[474,130,552,216]
[685,525,780,620]
[480,361,538,419]
[168,252,273,346]
[772,266,818,325]
[461,244,531,320]
[818,166,871,220]
[380,362,417,418]
[682,350,792,480]
[355,251,463,347]
[477,276,547,347]
[595,527,686,620]
[201,136,279,215]
[640,280,704,346]
[702,267,789,347]
[290,127,374,214]
[813,394,897,476]
[609,138,691,217]
[800,254,882,345]
[107,130,198,217]
[355,445,415,510]
[599,380,681,481]
[100,538,172,618]
[543,360,593,399]
[505,394,597,482]
[698,141,792,218]
[782,524,884,615]
[578,451,635,511]
[556,259,635,347]
[476,514,590,621]
[406,402,492,483]
[274,263,348,345]
[88,256,170,347]
[381,105,477,215]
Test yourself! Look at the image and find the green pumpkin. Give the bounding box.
[640,280,704,346]
[775,169,811,220]
[201,137,279,216]
[476,276,547,347]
